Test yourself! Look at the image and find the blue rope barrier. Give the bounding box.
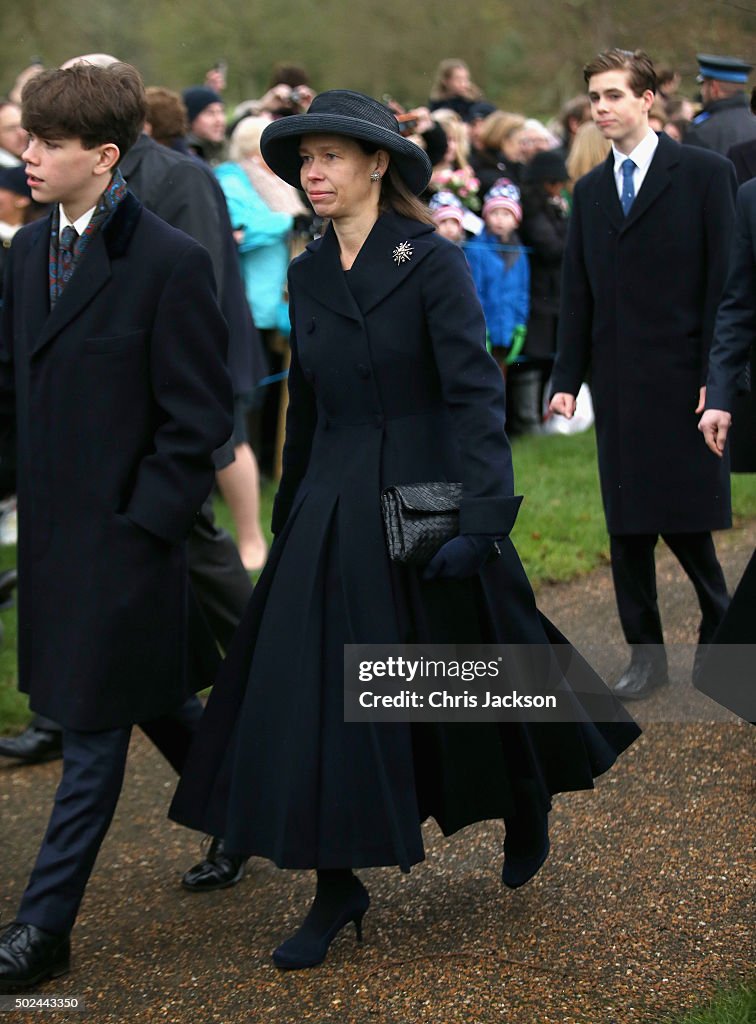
[256,370,290,389]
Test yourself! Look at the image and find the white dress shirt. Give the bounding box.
[58,204,96,236]
[611,129,659,203]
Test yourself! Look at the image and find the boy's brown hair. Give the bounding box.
[21,62,146,162]
[583,49,657,98]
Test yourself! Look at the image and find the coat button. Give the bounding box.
[306,318,316,334]
[356,363,370,378]
[303,367,314,382]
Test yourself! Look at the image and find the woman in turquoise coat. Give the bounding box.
[215,116,305,333]
[171,91,640,971]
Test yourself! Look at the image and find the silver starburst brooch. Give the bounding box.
[392,241,414,265]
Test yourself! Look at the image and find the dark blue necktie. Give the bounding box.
[59,225,78,286]
[620,158,636,216]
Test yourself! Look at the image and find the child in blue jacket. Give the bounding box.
[464,178,529,371]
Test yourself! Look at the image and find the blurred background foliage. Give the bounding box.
[0,0,751,117]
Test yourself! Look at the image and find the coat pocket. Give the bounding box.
[84,329,147,354]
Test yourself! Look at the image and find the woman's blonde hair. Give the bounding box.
[478,111,526,152]
[565,121,611,184]
[229,116,270,162]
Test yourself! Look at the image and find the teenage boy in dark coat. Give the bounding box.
[550,49,736,701]
[0,62,232,990]
[0,62,253,893]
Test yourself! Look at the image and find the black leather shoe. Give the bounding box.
[612,659,669,701]
[0,922,70,992]
[0,726,63,764]
[181,837,247,892]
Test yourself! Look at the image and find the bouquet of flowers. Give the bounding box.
[429,166,481,211]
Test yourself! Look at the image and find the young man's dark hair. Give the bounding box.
[583,49,657,97]
[21,62,146,161]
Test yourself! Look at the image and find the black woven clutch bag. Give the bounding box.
[381,482,462,566]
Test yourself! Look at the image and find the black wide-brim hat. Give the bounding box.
[260,89,432,196]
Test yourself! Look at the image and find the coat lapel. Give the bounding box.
[30,192,142,357]
[292,213,436,320]
[31,231,111,356]
[346,213,435,314]
[596,153,624,232]
[291,225,362,322]
[620,133,678,234]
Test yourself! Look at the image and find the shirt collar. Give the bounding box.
[58,204,97,236]
[612,128,659,175]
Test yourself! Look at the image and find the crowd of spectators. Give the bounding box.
[2,49,754,458]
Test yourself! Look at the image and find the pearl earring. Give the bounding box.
[370,171,381,182]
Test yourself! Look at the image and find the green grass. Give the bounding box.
[509,429,756,583]
[1,427,755,733]
[510,429,610,582]
[663,982,756,1024]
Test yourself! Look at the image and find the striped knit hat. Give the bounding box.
[482,178,522,223]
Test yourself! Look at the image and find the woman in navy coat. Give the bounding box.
[170,92,640,969]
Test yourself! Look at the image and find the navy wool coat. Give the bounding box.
[171,211,639,871]
[0,192,233,731]
[705,178,756,472]
[552,134,736,535]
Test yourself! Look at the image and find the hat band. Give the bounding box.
[697,65,749,83]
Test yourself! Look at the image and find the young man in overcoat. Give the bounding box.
[0,62,232,989]
[550,49,736,700]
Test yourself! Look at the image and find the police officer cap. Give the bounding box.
[696,54,752,84]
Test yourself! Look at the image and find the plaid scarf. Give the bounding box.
[48,168,129,308]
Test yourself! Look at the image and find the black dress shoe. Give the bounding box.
[612,659,670,701]
[0,726,63,764]
[181,837,247,892]
[0,923,70,992]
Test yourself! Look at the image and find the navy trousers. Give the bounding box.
[609,532,730,658]
[16,697,204,935]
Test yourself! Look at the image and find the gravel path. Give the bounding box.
[1,524,753,1023]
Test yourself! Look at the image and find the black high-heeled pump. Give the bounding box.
[502,805,550,889]
[272,871,370,970]
[501,834,550,889]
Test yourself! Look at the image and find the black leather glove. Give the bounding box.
[422,534,500,581]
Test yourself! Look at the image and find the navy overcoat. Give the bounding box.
[705,178,756,472]
[552,134,736,535]
[0,193,233,731]
[171,211,639,870]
